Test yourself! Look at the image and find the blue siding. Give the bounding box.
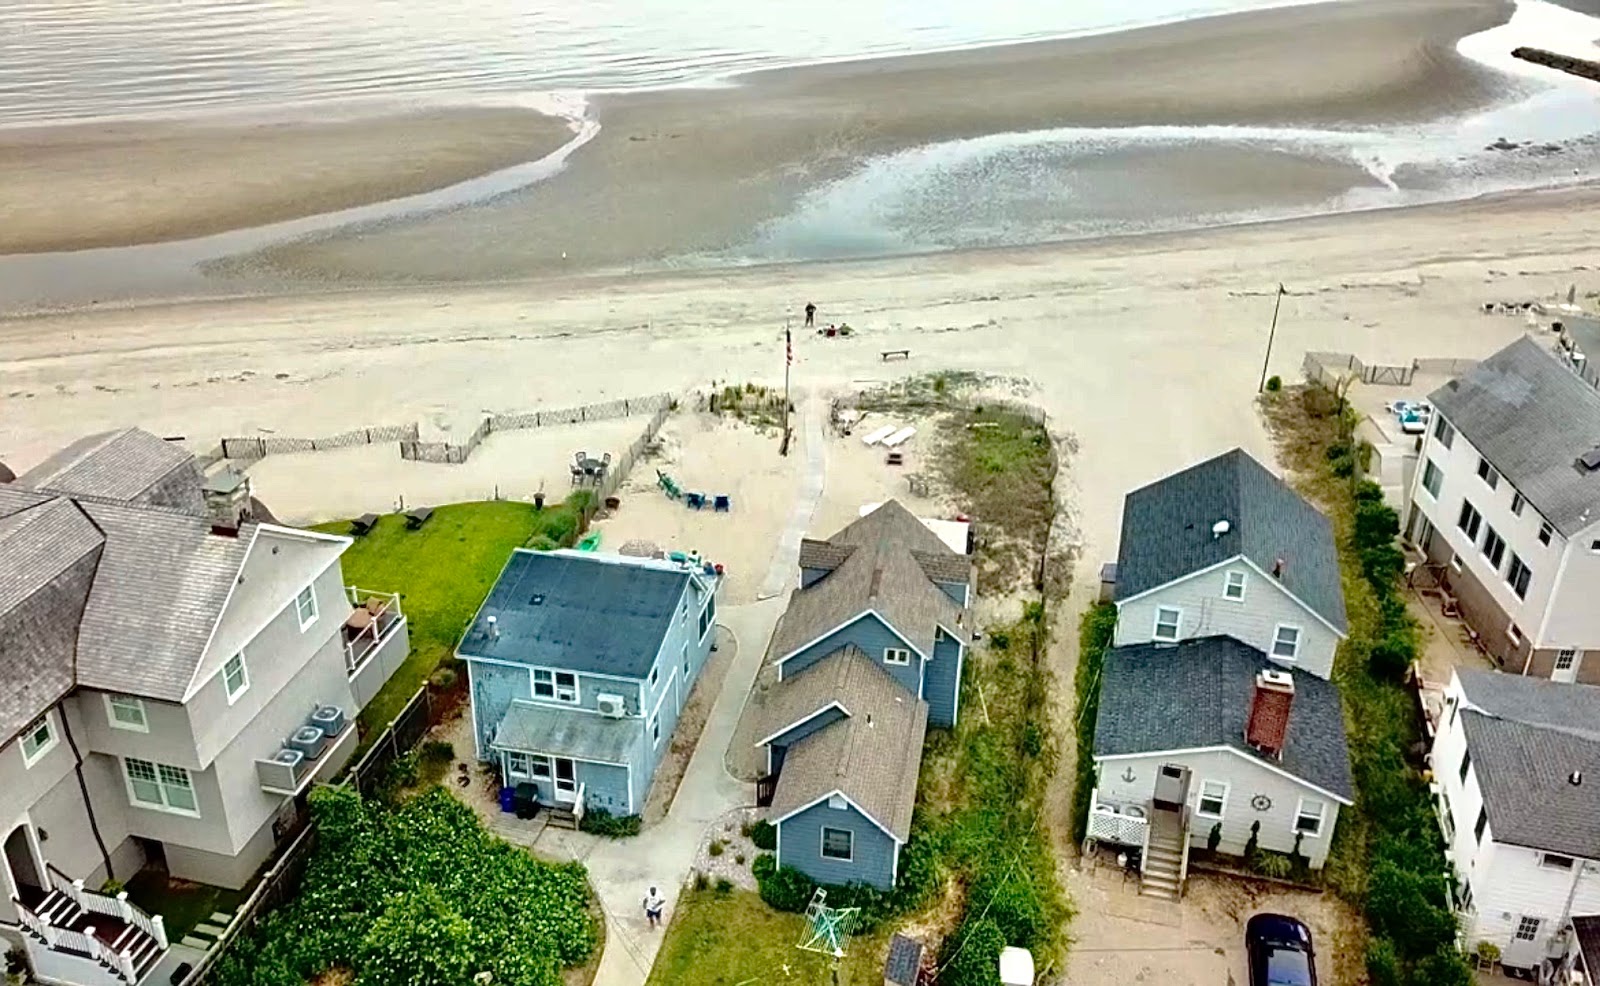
[470,661,530,755]
[577,761,633,814]
[781,614,921,698]
[800,567,830,589]
[777,801,899,890]
[924,633,964,728]
[767,707,849,775]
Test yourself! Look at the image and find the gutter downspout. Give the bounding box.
[1556,857,1590,959]
[60,710,114,881]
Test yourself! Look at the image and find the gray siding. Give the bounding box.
[778,800,899,890]
[580,761,634,815]
[924,633,963,728]
[782,614,922,699]
[80,691,201,770]
[469,661,643,756]
[1094,749,1343,868]
[1114,564,1340,679]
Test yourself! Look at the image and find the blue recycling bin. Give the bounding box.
[498,786,516,814]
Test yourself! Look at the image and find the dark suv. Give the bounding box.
[1245,913,1317,986]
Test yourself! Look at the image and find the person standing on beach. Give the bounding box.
[643,886,665,928]
[804,301,816,327]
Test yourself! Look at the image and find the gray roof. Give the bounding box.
[1094,636,1354,801]
[17,428,200,509]
[1460,711,1600,858]
[773,501,970,661]
[1114,448,1348,633]
[1429,336,1600,536]
[1454,669,1600,857]
[771,646,927,841]
[1573,915,1600,973]
[490,702,636,765]
[458,550,695,679]
[0,486,252,717]
[1562,314,1600,362]
[758,644,871,742]
[884,935,924,986]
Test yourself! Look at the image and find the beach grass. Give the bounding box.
[313,498,586,736]
[645,887,889,986]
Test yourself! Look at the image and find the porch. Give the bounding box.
[10,862,168,986]
[490,701,638,825]
[1084,786,1192,902]
[343,586,409,708]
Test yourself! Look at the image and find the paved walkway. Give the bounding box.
[540,395,826,986]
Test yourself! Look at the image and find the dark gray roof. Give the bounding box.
[1458,668,1600,740]
[1114,448,1348,633]
[773,501,970,661]
[0,484,255,738]
[1429,336,1600,536]
[884,935,924,986]
[1573,915,1600,973]
[458,550,694,678]
[1460,711,1600,858]
[1094,636,1354,801]
[490,702,636,765]
[17,428,201,511]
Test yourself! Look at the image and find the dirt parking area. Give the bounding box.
[1064,861,1364,986]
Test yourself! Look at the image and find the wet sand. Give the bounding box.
[239,0,1512,285]
[0,108,574,254]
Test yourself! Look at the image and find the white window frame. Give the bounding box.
[1195,780,1229,820]
[649,663,659,688]
[105,694,149,733]
[1434,416,1455,449]
[883,647,911,666]
[820,826,853,861]
[1508,622,1524,646]
[122,757,200,817]
[649,716,661,748]
[1511,492,1525,516]
[1540,852,1575,871]
[1481,526,1506,570]
[681,645,689,678]
[19,713,58,769]
[1223,571,1247,601]
[506,751,531,780]
[1153,606,1182,642]
[1449,553,1464,573]
[527,754,554,781]
[1514,916,1541,942]
[698,594,716,641]
[1539,522,1553,546]
[1476,456,1499,490]
[223,652,249,704]
[531,668,580,705]
[294,584,318,631]
[1271,624,1302,661]
[1421,460,1443,499]
[1458,500,1482,541]
[1293,797,1326,837]
[1507,553,1533,600]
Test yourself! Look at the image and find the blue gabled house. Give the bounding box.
[457,549,719,819]
[758,501,974,889]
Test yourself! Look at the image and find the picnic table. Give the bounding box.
[350,513,380,536]
[405,506,434,529]
[881,349,910,361]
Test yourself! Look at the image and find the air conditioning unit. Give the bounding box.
[288,725,329,760]
[596,694,626,718]
[256,747,307,793]
[309,704,346,737]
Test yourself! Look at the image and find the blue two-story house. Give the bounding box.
[458,549,719,819]
[758,501,974,889]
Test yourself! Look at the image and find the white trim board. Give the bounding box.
[1094,745,1353,806]
[756,701,850,748]
[773,788,905,845]
[1113,554,1348,640]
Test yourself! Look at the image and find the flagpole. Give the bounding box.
[783,320,792,455]
[1258,283,1286,394]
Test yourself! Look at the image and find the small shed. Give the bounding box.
[1097,562,1118,603]
[883,933,924,986]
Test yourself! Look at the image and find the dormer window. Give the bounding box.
[1223,571,1247,601]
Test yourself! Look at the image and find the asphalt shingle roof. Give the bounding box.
[770,647,927,840]
[1458,668,1600,740]
[757,644,871,742]
[1114,448,1348,633]
[1573,915,1600,974]
[1460,711,1600,858]
[1429,336,1600,536]
[458,550,694,679]
[1094,636,1354,802]
[491,702,636,765]
[17,428,199,509]
[773,501,970,661]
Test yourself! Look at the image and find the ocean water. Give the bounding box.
[0,0,1354,125]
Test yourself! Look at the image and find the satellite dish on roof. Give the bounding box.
[1212,520,1231,539]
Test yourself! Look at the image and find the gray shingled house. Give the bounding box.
[1111,447,1349,679]
[756,501,974,891]
[1,429,408,986]
[1431,669,1600,972]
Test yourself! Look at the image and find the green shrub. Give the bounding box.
[734,854,745,866]
[749,820,777,850]
[1071,605,1118,844]
[1406,949,1474,986]
[1353,498,1400,550]
[357,886,476,986]
[525,534,559,551]
[578,809,642,839]
[1251,851,1293,880]
[1265,375,1282,392]
[1244,820,1260,861]
[428,666,458,690]
[968,868,1047,952]
[693,871,709,891]
[708,839,725,856]
[421,740,454,764]
[714,878,733,894]
[941,917,1006,986]
[1367,859,1458,960]
[1369,626,1417,680]
[751,854,775,881]
[755,861,815,913]
[386,751,420,789]
[1365,939,1403,986]
[1206,823,1222,854]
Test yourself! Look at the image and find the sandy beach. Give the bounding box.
[0,108,573,254]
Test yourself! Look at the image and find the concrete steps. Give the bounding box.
[1141,840,1185,901]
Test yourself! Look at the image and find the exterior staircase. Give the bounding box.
[1140,808,1190,901]
[13,865,167,985]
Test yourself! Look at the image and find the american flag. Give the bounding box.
[786,328,792,366]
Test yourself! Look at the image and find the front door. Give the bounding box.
[1553,649,1583,684]
[3,825,44,907]
[1503,915,1546,970]
[554,758,578,801]
[1153,764,1190,813]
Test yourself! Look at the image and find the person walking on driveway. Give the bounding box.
[643,886,665,928]
[804,301,816,328]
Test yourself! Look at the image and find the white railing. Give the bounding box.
[54,869,167,951]
[1176,806,1193,897]
[1085,789,1150,848]
[344,588,405,676]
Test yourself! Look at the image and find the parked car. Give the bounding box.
[1246,913,1317,986]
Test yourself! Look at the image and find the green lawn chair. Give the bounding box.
[657,470,682,500]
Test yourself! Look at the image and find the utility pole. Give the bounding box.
[781,319,793,456]
[1258,283,1286,393]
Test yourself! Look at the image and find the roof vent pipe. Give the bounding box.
[1572,770,1584,787]
[487,615,499,640]
[1212,520,1231,539]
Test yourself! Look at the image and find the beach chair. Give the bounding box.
[686,492,706,510]
[861,424,896,447]
[713,495,731,512]
[405,506,434,530]
[657,470,682,500]
[351,513,380,536]
[883,426,917,448]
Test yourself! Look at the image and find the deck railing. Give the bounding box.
[343,587,405,676]
[1084,788,1150,848]
[1176,805,1193,897]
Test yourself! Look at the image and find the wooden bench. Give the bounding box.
[881,349,910,361]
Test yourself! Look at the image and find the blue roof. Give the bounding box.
[458,550,694,678]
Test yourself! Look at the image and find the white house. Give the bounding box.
[1431,668,1600,973]
[1405,337,1600,681]
[1111,448,1349,680]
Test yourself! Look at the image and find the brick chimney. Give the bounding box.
[1246,669,1295,759]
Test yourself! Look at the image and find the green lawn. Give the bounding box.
[646,888,890,986]
[124,870,244,943]
[313,498,586,734]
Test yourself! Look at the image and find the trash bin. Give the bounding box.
[498,786,517,814]
[514,782,540,820]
